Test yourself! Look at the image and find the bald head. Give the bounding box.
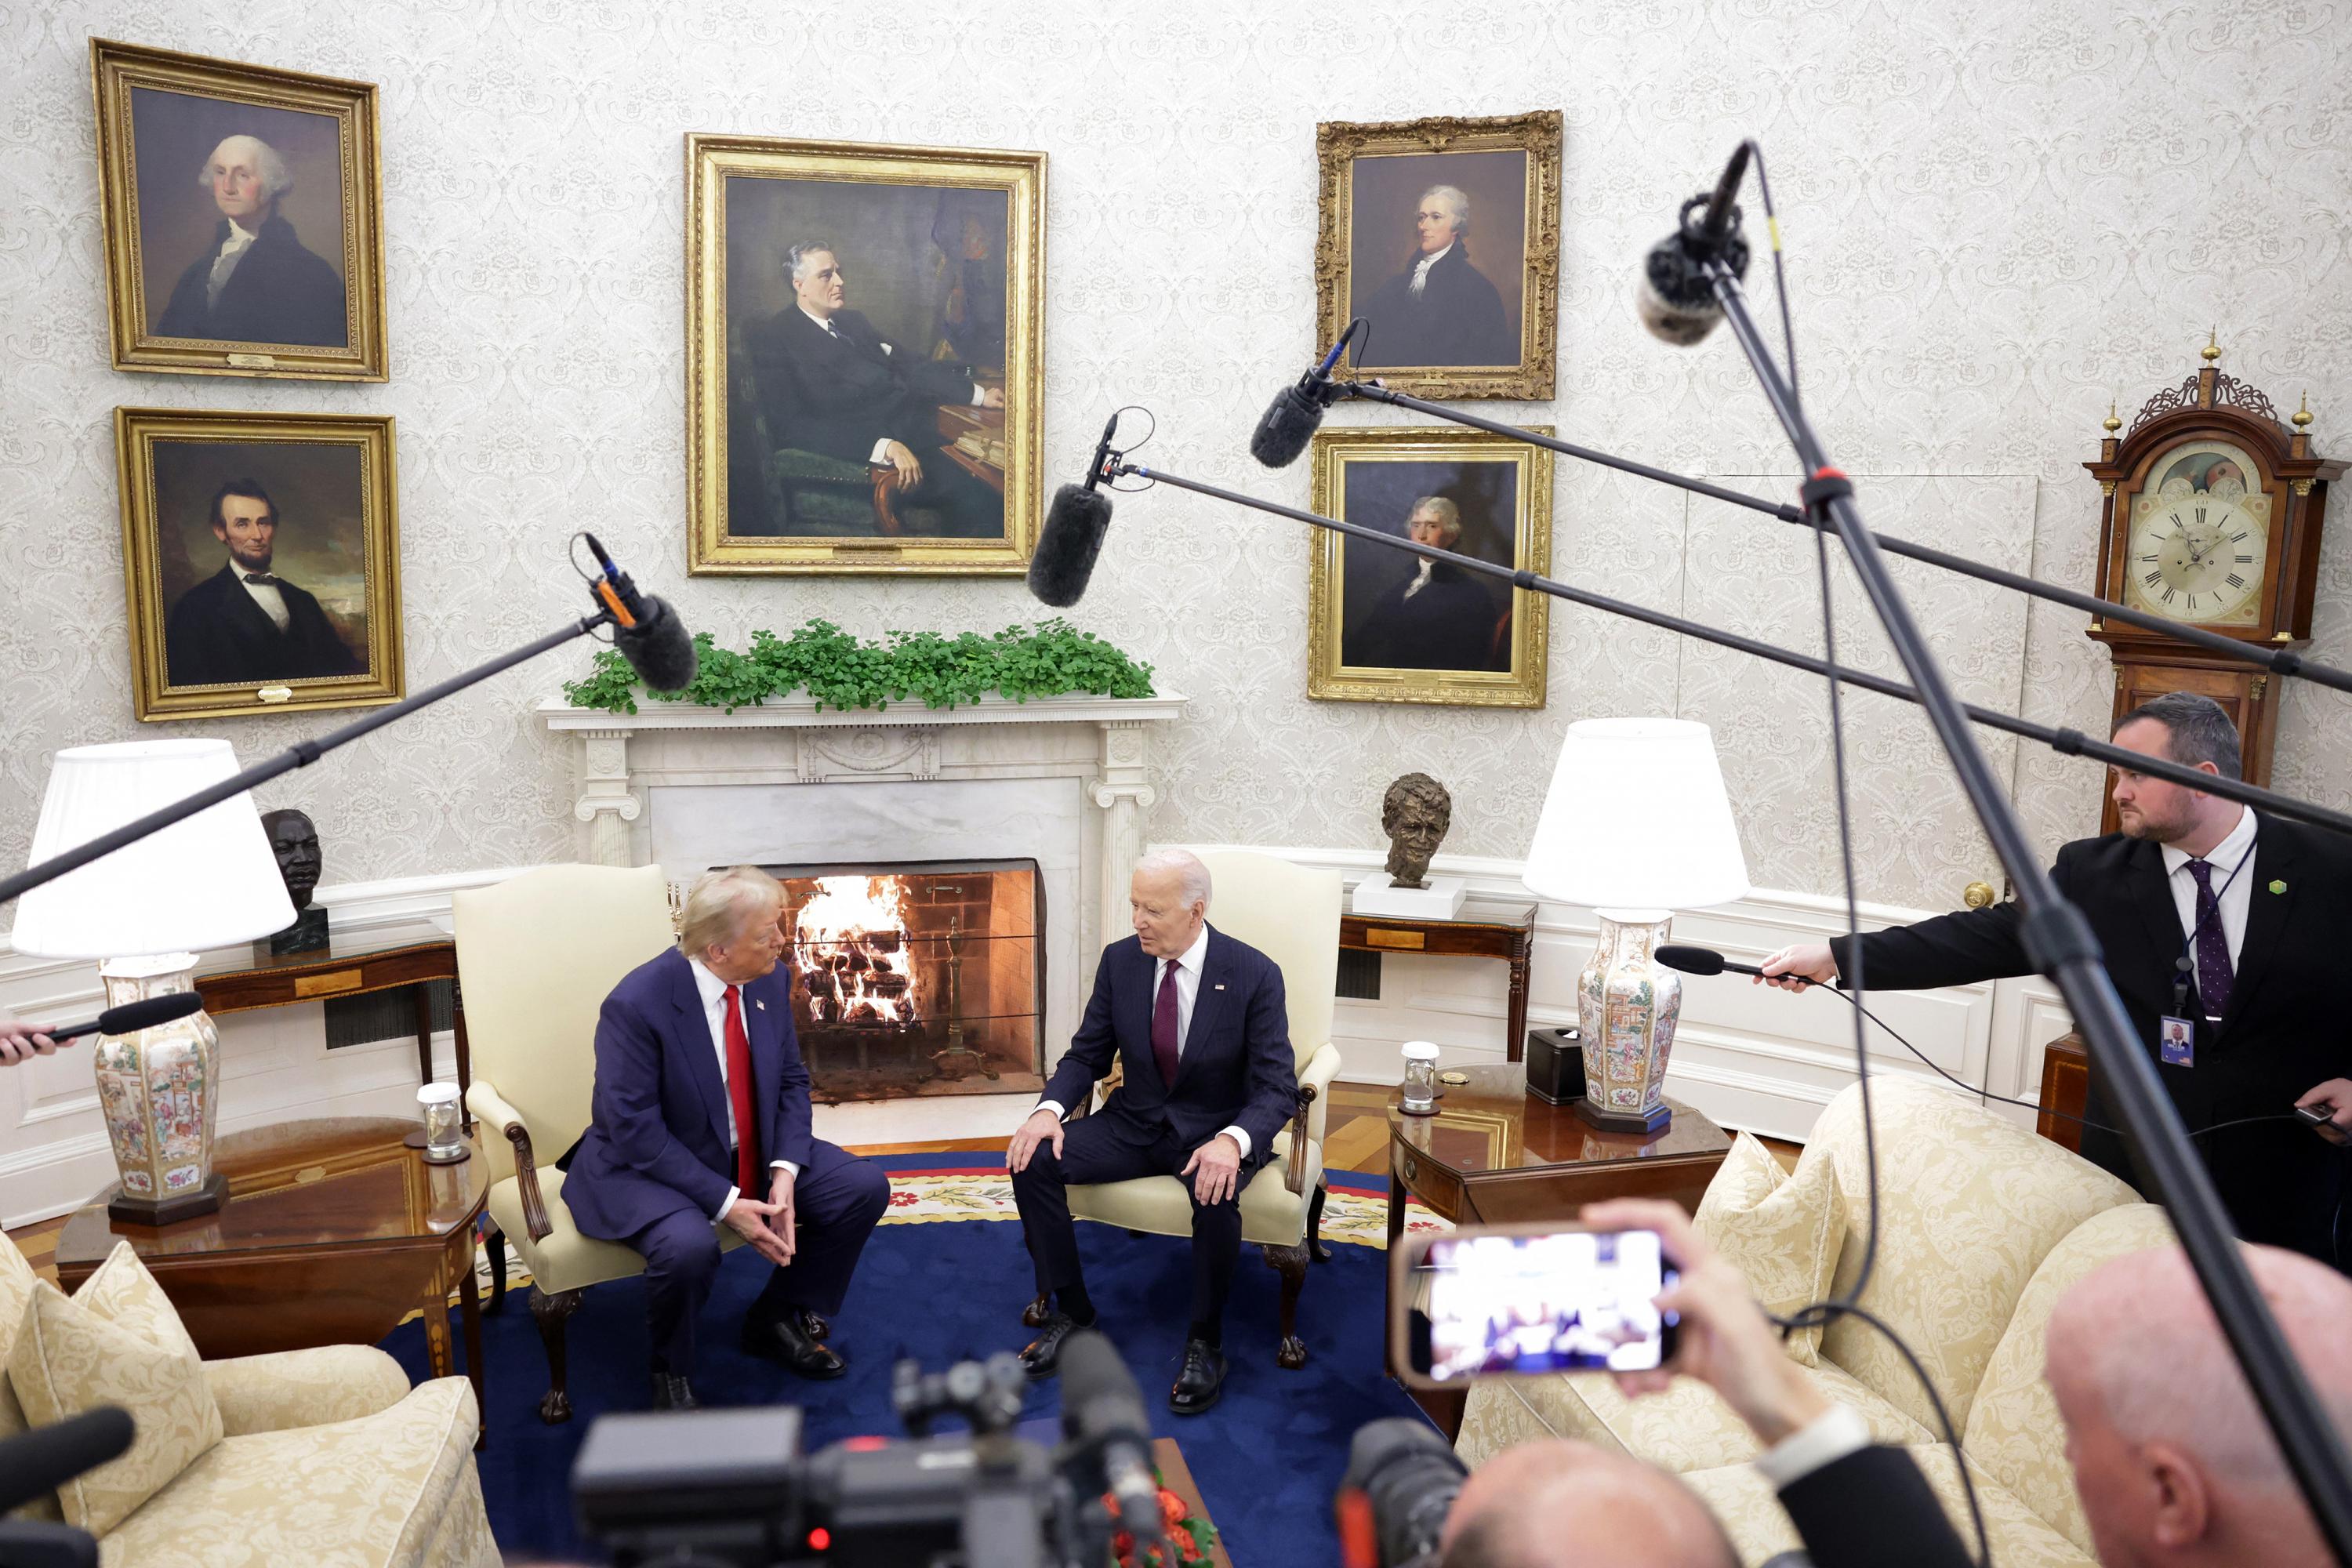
[1440,1440,1736,1568]
[2045,1244,2352,1566]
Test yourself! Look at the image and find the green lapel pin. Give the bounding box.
[2269,879,2288,895]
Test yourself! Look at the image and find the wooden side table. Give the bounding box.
[193,929,470,1112]
[2038,1032,2089,1152]
[1341,899,1537,1061]
[1384,1065,1732,1431]
[56,1117,488,1448]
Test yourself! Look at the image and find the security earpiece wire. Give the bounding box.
[1755,166,1989,1568]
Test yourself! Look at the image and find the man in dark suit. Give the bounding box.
[1760,693,2352,1266]
[1342,495,1511,672]
[1356,183,1515,369]
[743,241,1002,536]
[562,866,891,1409]
[154,135,346,347]
[164,480,363,688]
[1007,848,1300,1414]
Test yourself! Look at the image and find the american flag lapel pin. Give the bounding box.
[1214,983,1226,991]
[756,999,767,1011]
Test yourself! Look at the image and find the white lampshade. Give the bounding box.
[1522,717,1750,913]
[12,740,296,959]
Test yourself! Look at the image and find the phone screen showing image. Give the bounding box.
[1410,1228,1679,1381]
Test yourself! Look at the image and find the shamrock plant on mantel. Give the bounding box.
[562,618,1156,717]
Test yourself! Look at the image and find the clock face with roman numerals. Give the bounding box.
[2122,438,2270,626]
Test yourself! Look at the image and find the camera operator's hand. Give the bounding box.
[1756,944,1835,993]
[1007,1106,1064,1173]
[722,1195,795,1268]
[1581,1198,1831,1446]
[1181,1132,1243,1205]
[0,1019,59,1066]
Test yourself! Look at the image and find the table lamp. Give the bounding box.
[11,740,295,1222]
[1520,718,1749,1134]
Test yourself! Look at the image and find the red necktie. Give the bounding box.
[723,984,760,1196]
[1152,960,1181,1088]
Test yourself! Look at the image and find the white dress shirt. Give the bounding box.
[688,957,800,1221]
[1410,242,1454,297]
[1751,1403,1872,1490]
[207,219,260,307]
[2160,805,2258,971]
[1038,924,1252,1158]
[236,569,291,631]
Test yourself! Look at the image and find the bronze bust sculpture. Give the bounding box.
[260,808,328,953]
[1381,773,1452,890]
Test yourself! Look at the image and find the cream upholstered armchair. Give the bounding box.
[1029,848,1344,1368]
[456,863,742,1423]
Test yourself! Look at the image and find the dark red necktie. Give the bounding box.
[723,984,760,1196]
[1152,960,1181,1087]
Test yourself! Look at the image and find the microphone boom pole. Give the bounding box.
[1697,241,2352,1559]
[0,611,616,912]
[1113,459,2352,841]
[1334,379,2352,699]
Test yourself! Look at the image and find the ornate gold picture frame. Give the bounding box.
[686,132,1046,575]
[1307,426,1552,708]
[1315,111,1561,401]
[92,39,388,381]
[116,407,403,722]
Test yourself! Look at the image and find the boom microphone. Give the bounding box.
[580,534,699,691]
[46,992,205,1044]
[1250,321,1360,470]
[1027,413,1122,608]
[1056,1330,1163,1548]
[0,1406,135,1514]
[1636,143,1753,346]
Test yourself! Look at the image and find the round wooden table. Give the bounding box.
[56,1116,487,1445]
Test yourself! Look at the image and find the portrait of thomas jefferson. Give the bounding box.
[1341,493,1512,673]
[164,477,363,688]
[153,134,347,347]
[1355,183,1515,369]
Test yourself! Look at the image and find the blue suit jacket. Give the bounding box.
[562,947,814,1242]
[1040,927,1298,1157]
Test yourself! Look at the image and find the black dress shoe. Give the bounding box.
[649,1372,699,1410]
[1168,1338,1225,1416]
[1019,1311,1083,1378]
[742,1311,847,1379]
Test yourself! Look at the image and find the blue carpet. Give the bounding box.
[383,1182,1432,1566]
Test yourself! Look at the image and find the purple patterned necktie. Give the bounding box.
[1152,960,1181,1087]
[2184,859,2234,1020]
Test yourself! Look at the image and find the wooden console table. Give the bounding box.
[2038,1032,2089,1152]
[1341,898,1537,1061]
[192,928,470,1110]
[56,1117,488,1448]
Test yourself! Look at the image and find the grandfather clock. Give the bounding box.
[2082,336,2342,833]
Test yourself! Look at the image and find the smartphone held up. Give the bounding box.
[1391,1222,1680,1389]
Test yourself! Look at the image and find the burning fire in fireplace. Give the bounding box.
[792,875,923,1029]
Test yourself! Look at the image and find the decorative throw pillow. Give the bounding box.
[7,1242,223,1535]
[0,1238,63,1523]
[1692,1131,1846,1367]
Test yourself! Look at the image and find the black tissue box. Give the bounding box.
[1524,1026,1585,1105]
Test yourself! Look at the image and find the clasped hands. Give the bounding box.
[1006,1107,1243,1204]
[723,1167,798,1269]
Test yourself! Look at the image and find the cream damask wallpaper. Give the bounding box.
[1,0,2347,916]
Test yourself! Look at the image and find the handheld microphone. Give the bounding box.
[1655,942,1808,985]
[1056,1330,1164,1548]
[580,534,699,691]
[1249,321,1360,470]
[1635,143,1754,347]
[1027,413,1122,608]
[0,1406,135,1514]
[45,992,206,1044]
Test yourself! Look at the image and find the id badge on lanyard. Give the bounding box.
[2162,852,2249,1069]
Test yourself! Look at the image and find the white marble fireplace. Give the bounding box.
[537,691,1186,1136]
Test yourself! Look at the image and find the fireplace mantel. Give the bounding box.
[535,691,1187,999]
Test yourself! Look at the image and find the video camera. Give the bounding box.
[573,1330,1165,1568]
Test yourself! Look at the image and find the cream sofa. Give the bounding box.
[1455,1076,2179,1566]
[2,1232,499,1568]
